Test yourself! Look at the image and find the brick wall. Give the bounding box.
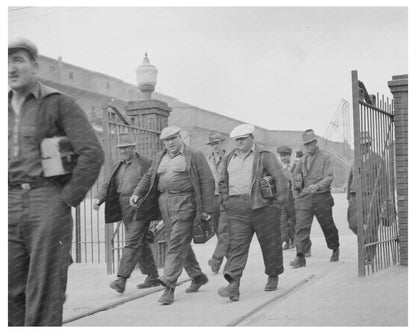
[388,74,408,265]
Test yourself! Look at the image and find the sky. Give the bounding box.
[6,4,409,141]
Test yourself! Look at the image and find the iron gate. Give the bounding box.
[351,70,400,276]
[71,104,166,274]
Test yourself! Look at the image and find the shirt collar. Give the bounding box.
[234,144,255,158]
[8,81,41,102]
[307,146,319,157]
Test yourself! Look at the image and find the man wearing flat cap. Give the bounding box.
[8,38,104,325]
[206,133,230,274]
[277,145,296,250]
[347,131,389,263]
[290,129,340,268]
[217,124,288,301]
[130,126,215,305]
[94,133,160,293]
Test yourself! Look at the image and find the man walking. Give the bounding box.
[206,132,230,274]
[217,124,288,301]
[290,129,340,268]
[8,38,104,325]
[130,126,214,305]
[94,133,160,293]
[276,146,296,250]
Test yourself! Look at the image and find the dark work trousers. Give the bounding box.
[210,195,230,266]
[8,184,73,326]
[294,192,339,255]
[117,196,158,279]
[157,192,203,288]
[280,193,296,243]
[222,195,284,284]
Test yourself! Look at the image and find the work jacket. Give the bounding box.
[132,144,215,226]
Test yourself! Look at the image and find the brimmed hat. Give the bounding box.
[277,146,292,155]
[302,129,318,144]
[115,133,136,148]
[8,37,39,60]
[230,124,255,140]
[206,132,225,145]
[160,126,181,140]
[360,131,372,144]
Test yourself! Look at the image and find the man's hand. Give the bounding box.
[305,184,319,193]
[129,195,140,207]
[93,199,100,211]
[201,212,211,222]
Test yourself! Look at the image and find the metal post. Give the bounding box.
[102,106,114,274]
[351,70,366,277]
[75,205,81,263]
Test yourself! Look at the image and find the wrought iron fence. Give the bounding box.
[351,70,400,276]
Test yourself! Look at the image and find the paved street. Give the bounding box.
[63,193,408,326]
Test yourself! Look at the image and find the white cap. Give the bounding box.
[160,126,181,140]
[230,124,255,139]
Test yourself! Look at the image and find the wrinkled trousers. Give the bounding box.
[158,192,203,288]
[280,193,296,243]
[8,184,72,326]
[223,195,284,283]
[117,196,158,279]
[295,192,339,255]
[210,195,230,266]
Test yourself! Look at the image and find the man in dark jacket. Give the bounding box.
[217,124,288,302]
[94,133,159,293]
[130,126,215,305]
[290,129,340,268]
[8,38,104,326]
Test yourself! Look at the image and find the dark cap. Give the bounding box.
[296,150,304,158]
[8,37,39,60]
[206,132,225,145]
[277,146,292,155]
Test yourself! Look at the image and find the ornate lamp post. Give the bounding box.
[136,53,158,99]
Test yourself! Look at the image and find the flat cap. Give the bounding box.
[277,146,292,154]
[160,126,181,140]
[8,37,39,60]
[206,132,225,145]
[230,124,255,140]
[115,133,136,148]
[302,129,318,144]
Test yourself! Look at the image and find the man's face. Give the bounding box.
[279,153,291,164]
[118,146,135,161]
[210,141,224,153]
[235,136,253,153]
[304,140,317,154]
[361,142,371,154]
[163,135,183,155]
[8,49,38,91]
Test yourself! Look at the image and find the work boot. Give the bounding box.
[330,248,340,262]
[159,287,175,305]
[185,273,209,293]
[208,258,221,274]
[290,255,306,268]
[229,290,240,302]
[282,242,289,250]
[218,281,239,299]
[264,275,279,291]
[137,274,161,289]
[109,277,126,293]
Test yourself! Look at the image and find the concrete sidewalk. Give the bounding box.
[63,193,408,326]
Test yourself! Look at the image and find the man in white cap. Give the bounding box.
[206,133,230,274]
[347,131,388,263]
[8,38,104,325]
[93,133,160,293]
[217,124,288,301]
[290,129,340,268]
[130,126,215,305]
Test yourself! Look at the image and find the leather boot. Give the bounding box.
[290,255,306,268]
[110,277,126,293]
[218,281,239,299]
[185,273,209,293]
[159,287,175,305]
[330,248,340,262]
[137,274,161,289]
[264,275,279,291]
